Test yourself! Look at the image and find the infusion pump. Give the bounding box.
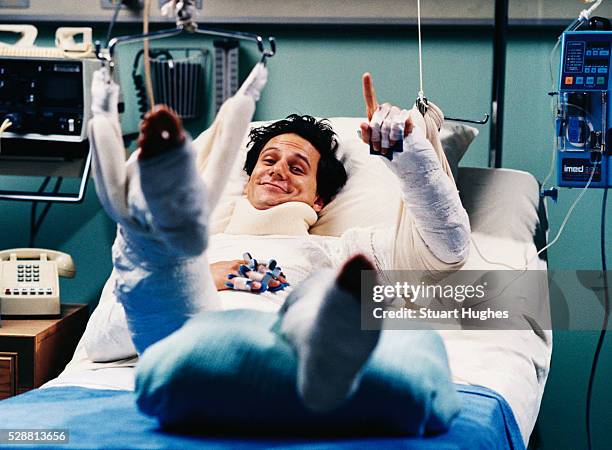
[0,56,98,143]
[556,31,611,188]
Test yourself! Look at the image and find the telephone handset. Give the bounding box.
[0,248,76,317]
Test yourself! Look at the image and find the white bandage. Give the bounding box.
[88,68,130,226]
[229,276,253,291]
[91,67,120,121]
[390,108,411,143]
[370,104,411,149]
[369,103,390,146]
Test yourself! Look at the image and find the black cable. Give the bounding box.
[28,177,62,248]
[586,187,609,450]
[29,204,36,247]
[105,0,124,47]
[34,178,63,232]
[29,177,51,248]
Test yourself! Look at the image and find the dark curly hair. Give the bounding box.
[244,114,347,206]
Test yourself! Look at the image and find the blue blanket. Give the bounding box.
[0,384,524,449]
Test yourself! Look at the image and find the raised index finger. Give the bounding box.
[362,72,379,121]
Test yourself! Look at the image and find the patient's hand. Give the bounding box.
[359,73,414,155]
[211,260,245,291]
[210,260,284,292]
[138,105,187,160]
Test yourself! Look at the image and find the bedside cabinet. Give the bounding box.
[0,304,88,399]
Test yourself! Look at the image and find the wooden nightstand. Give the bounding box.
[0,304,88,399]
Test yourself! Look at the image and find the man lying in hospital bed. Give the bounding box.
[52,62,550,445]
[83,61,469,427]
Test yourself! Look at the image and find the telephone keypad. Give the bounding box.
[4,261,56,297]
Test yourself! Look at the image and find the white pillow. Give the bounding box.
[439,121,479,181]
[209,117,478,237]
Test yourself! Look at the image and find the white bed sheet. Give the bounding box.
[45,231,550,447]
[439,232,551,446]
[46,166,552,447]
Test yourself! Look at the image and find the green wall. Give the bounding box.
[0,22,610,450]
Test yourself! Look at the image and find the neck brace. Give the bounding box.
[224,197,318,236]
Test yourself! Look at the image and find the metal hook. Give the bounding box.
[445,114,490,125]
[415,95,429,116]
[414,94,489,125]
[260,37,276,65]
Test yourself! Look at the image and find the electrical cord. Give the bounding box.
[586,187,609,450]
[0,118,12,155]
[29,177,63,248]
[467,162,600,305]
[471,159,599,271]
[29,177,51,247]
[542,38,561,191]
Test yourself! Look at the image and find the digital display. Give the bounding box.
[40,75,82,106]
[564,41,585,73]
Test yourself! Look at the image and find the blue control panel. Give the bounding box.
[561,32,610,91]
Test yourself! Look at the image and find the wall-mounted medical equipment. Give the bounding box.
[0,57,97,142]
[213,39,239,113]
[97,1,276,72]
[0,26,100,202]
[556,30,611,188]
[0,248,75,317]
[132,47,208,120]
[95,0,275,136]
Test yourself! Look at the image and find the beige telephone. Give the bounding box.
[0,249,75,316]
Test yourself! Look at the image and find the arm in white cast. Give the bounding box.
[385,126,470,265]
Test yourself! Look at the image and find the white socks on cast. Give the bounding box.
[279,254,381,412]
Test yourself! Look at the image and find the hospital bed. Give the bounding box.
[0,119,551,450]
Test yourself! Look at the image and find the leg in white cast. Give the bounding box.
[115,107,221,354]
[88,63,269,354]
[88,75,219,353]
[137,106,209,257]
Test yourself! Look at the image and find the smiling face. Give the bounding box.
[245,133,324,212]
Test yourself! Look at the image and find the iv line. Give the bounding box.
[470,160,599,271]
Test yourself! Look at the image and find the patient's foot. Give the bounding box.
[138,105,186,160]
[137,104,209,257]
[280,254,381,412]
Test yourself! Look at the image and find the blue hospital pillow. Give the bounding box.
[135,309,459,435]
